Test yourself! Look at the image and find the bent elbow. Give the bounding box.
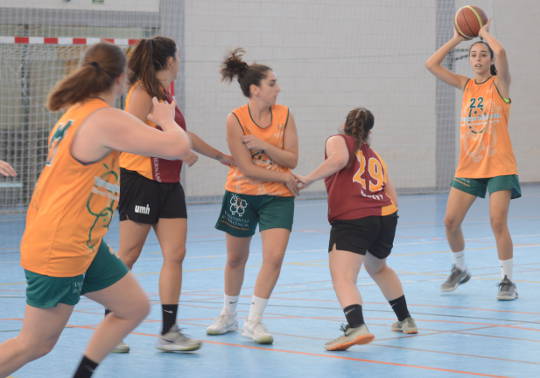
[494,47,506,58]
[286,158,298,170]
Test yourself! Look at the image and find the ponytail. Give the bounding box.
[221,48,271,98]
[128,36,177,100]
[47,43,125,111]
[343,108,375,150]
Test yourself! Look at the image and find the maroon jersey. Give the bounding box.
[150,92,186,183]
[120,89,187,183]
[324,134,397,222]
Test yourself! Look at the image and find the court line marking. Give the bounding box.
[62,324,510,378]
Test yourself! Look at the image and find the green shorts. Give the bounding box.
[25,241,128,309]
[215,191,294,237]
[451,174,521,199]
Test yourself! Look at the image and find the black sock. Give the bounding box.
[343,304,364,328]
[161,304,178,335]
[73,355,98,378]
[104,308,111,317]
[389,295,410,321]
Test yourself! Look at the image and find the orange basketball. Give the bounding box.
[454,5,488,40]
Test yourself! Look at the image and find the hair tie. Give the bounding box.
[89,61,101,71]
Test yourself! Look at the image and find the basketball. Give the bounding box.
[454,5,488,39]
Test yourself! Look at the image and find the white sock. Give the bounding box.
[453,251,466,271]
[221,295,239,315]
[500,258,513,280]
[247,296,268,322]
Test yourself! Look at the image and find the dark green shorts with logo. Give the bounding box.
[25,241,128,309]
[215,190,294,237]
[451,174,521,199]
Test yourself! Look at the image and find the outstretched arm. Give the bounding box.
[294,135,349,189]
[479,21,510,98]
[189,131,234,166]
[425,30,469,89]
[0,160,16,177]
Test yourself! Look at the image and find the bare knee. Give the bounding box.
[15,335,57,360]
[227,253,248,269]
[332,274,356,288]
[163,247,186,266]
[490,216,508,236]
[119,245,144,267]
[262,254,285,272]
[111,294,150,323]
[444,215,461,233]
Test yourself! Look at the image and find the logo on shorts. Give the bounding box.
[229,194,247,217]
[134,204,151,215]
[72,280,82,295]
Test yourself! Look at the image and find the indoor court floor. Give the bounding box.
[1,185,539,377]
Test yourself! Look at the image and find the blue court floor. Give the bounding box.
[1,185,540,378]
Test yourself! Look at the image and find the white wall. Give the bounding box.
[182,0,540,198]
[0,0,159,12]
[182,0,439,197]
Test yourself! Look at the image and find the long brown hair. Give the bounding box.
[128,36,177,100]
[343,107,375,150]
[47,42,126,111]
[469,41,497,75]
[221,48,271,98]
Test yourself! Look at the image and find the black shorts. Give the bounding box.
[328,212,398,259]
[118,168,187,224]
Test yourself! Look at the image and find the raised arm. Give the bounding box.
[227,113,298,194]
[425,30,469,89]
[241,113,298,169]
[294,135,349,189]
[479,21,510,98]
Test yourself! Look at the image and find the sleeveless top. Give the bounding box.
[456,76,517,178]
[325,135,397,222]
[224,104,293,196]
[21,99,120,276]
[119,85,186,183]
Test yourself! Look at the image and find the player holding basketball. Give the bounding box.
[294,107,417,351]
[0,160,16,177]
[425,21,520,300]
[206,48,299,344]
[0,42,191,378]
[109,36,232,353]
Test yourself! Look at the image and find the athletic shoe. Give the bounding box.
[207,313,239,335]
[441,265,471,292]
[111,340,130,353]
[391,317,418,334]
[324,324,375,351]
[497,275,518,301]
[156,325,202,352]
[241,320,273,344]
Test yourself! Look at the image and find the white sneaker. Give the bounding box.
[156,325,202,352]
[325,324,374,351]
[391,317,418,334]
[242,320,273,344]
[111,340,130,353]
[207,313,239,335]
